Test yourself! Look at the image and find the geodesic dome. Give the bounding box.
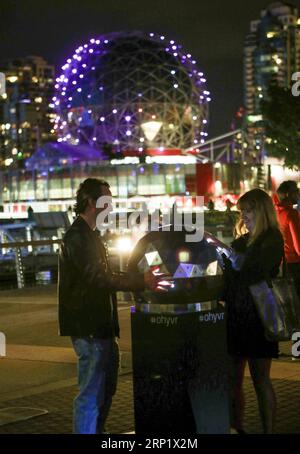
[53,31,210,155]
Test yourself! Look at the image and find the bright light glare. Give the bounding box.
[116,237,133,252]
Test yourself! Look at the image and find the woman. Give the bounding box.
[224,188,284,434]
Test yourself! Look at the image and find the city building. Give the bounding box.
[0,56,56,168]
[244,1,300,161]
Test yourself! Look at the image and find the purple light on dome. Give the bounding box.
[68,97,72,101]
[104,39,108,44]
[67,59,72,63]
[192,60,196,64]
[207,97,211,102]
[203,119,207,124]
[165,48,170,51]
[200,78,206,82]
[187,54,191,58]
[55,84,59,89]
[72,68,77,74]
[54,32,210,151]
[100,116,105,122]
[90,38,95,43]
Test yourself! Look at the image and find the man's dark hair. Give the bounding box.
[74,178,110,215]
[277,180,298,199]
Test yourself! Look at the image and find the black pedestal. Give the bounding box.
[131,307,230,434]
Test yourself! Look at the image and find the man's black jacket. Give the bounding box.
[58,216,143,338]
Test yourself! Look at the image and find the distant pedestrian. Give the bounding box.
[207,199,215,211]
[27,206,34,221]
[275,180,300,297]
[225,199,233,212]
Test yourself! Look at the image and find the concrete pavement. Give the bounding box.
[0,285,300,434]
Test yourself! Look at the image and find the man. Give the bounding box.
[275,180,300,297]
[58,178,144,434]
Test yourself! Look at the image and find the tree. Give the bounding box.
[261,84,300,169]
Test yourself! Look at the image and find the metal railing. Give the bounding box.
[0,239,62,289]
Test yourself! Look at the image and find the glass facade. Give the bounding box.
[0,162,194,203]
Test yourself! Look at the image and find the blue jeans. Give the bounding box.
[71,336,119,434]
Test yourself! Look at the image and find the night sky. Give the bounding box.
[1,0,300,137]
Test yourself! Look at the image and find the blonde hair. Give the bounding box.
[235,188,280,244]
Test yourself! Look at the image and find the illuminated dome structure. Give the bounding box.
[53,31,210,156]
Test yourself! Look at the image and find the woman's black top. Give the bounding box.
[225,228,284,358]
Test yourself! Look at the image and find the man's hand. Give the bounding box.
[144,267,173,292]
